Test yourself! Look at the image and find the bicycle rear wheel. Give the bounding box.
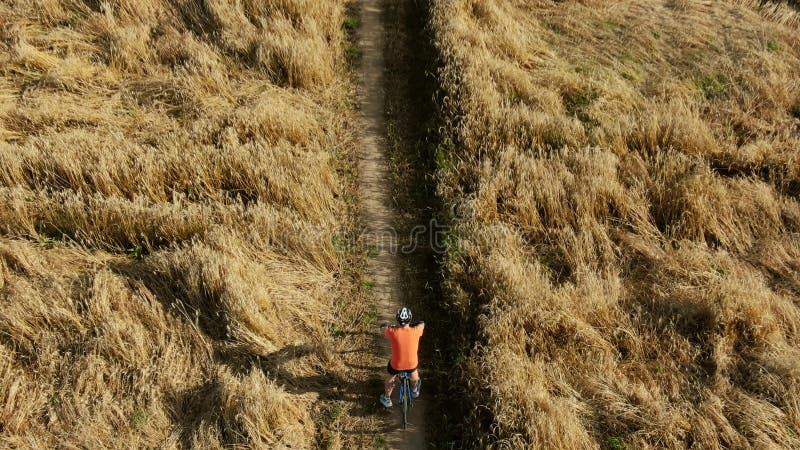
[402,378,409,429]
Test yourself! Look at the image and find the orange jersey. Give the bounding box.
[385,323,424,370]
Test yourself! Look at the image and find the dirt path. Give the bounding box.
[356,0,427,448]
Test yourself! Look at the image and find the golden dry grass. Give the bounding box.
[432,0,800,448]
[0,0,357,448]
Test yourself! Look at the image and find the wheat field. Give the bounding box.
[0,0,356,448]
[432,0,800,448]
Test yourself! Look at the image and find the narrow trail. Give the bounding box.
[356,0,427,448]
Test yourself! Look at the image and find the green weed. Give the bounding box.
[361,306,378,324]
[343,17,359,31]
[346,46,363,62]
[131,407,148,431]
[373,435,387,450]
[604,436,626,450]
[435,145,455,174]
[696,74,727,99]
[365,244,379,258]
[126,245,144,259]
[48,392,62,406]
[767,39,782,52]
[331,234,349,254]
[36,235,60,247]
[325,401,343,425]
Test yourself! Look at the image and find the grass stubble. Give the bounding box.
[0,0,382,448]
[431,0,800,448]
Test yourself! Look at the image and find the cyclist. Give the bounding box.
[379,306,424,408]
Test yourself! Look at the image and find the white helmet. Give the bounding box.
[396,307,412,325]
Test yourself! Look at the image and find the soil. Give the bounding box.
[356,0,428,448]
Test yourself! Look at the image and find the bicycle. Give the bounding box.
[379,320,423,429]
[396,370,414,429]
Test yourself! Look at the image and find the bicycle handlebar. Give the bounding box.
[380,321,424,329]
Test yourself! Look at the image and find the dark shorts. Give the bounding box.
[387,361,417,376]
